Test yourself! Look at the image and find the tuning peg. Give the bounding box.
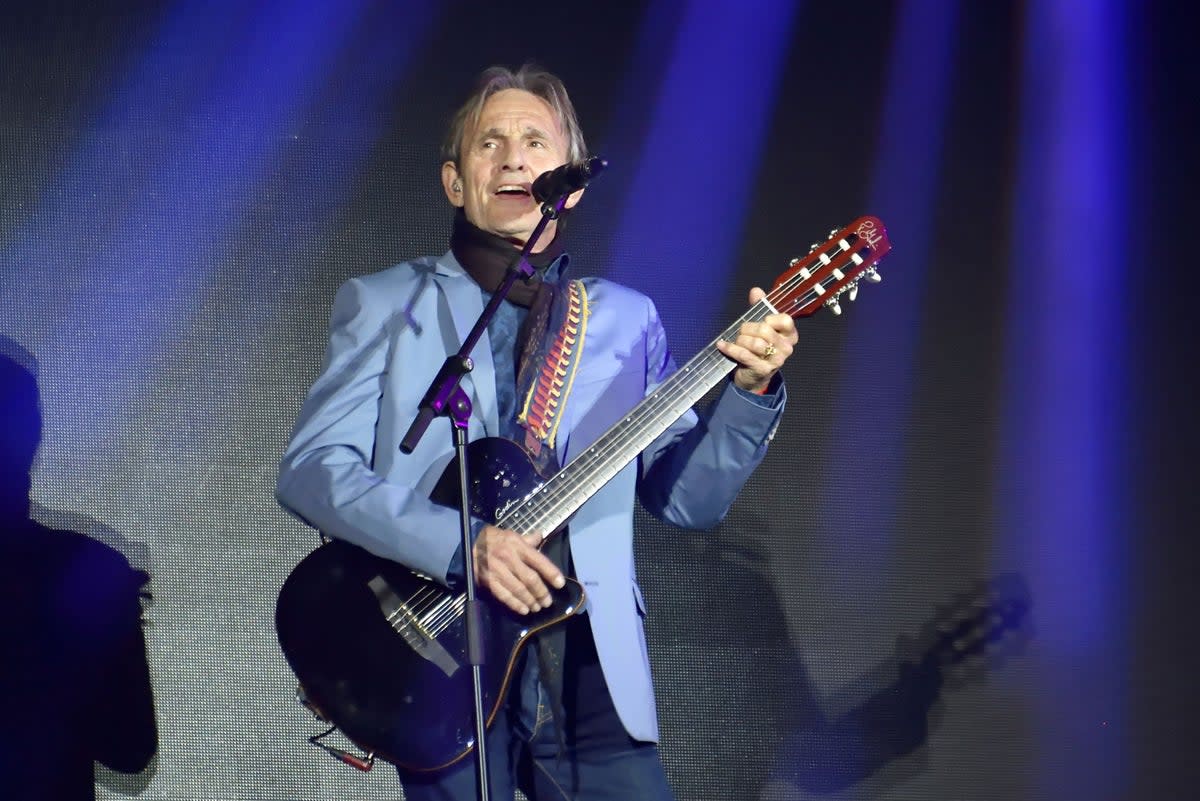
[826,297,842,315]
[827,228,839,239]
[808,242,820,253]
[847,282,859,301]
[865,267,882,283]
[789,257,801,266]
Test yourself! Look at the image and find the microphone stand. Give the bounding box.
[399,191,571,801]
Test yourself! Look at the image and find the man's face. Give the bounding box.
[442,88,580,249]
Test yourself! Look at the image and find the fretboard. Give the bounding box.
[498,298,776,537]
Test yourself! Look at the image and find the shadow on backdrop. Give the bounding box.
[0,336,158,801]
[763,571,1032,798]
[640,505,1031,800]
[636,510,796,801]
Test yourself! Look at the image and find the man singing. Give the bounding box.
[277,64,797,800]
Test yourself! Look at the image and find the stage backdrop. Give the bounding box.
[1,1,1194,799]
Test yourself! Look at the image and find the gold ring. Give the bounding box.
[763,344,777,358]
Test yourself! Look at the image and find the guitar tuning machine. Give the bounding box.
[825,297,842,315]
[846,281,859,302]
[864,265,882,283]
[827,227,839,239]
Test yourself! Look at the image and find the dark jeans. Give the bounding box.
[398,616,675,801]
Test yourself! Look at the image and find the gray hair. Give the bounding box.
[441,65,588,167]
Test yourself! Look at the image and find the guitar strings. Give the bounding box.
[508,314,762,533]
[418,589,471,634]
[501,293,820,537]
[507,243,857,535]
[394,237,873,631]
[388,333,750,629]
[507,303,771,529]
[387,585,441,627]
[425,244,860,615]
[385,585,464,638]
[404,583,474,634]
[428,594,466,635]
[425,595,467,637]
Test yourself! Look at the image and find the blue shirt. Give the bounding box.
[482,255,567,429]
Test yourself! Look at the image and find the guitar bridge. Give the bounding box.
[367,576,461,678]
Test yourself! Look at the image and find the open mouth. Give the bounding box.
[494,184,531,198]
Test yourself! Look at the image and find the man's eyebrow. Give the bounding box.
[475,125,553,141]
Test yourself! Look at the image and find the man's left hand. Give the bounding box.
[714,287,798,393]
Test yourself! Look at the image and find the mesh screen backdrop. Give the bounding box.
[1,1,1195,799]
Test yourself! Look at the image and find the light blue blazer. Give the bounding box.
[277,251,785,743]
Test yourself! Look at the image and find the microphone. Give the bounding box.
[531,156,607,203]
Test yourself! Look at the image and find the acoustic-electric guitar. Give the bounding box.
[275,217,893,772]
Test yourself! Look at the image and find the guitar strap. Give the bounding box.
[514,278,589,470]
[510,276,590,753]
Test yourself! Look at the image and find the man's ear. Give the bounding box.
[442,161,465,208]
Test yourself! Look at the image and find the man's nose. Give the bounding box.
[499,139,525,171]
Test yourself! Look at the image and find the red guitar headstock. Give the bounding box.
[768,216,891,318]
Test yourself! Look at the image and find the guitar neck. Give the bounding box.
[497,214,893,537]
[499,299,776,537]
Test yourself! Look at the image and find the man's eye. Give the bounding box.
[529,140,545,148]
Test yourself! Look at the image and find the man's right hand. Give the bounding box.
[473,524,566,615]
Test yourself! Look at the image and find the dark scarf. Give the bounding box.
[449,210,564,307]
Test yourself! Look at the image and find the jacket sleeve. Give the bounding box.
[275,276,465,584]
[635,296,786,529]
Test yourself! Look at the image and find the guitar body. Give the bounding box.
[275,437,584,772]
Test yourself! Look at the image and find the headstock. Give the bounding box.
[768,216,892,318]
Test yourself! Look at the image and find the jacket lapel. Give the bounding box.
[431,253,499,437]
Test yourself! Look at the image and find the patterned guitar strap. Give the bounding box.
[506,275,590,752]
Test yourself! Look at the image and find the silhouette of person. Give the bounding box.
[0,337,157,800]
